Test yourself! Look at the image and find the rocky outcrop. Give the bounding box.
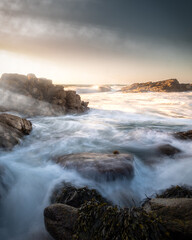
[0,113,32,150]
[0,73,89,116]
[122,79,192,93]
[174,130,192,140]
[54,153,134,182]
[44,186,192,240]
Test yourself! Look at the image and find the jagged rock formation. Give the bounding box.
[0,73,89,116]
[0,113,32,150]
[122,79,192,93]
[44,185,192,240]
[54,153,134,182]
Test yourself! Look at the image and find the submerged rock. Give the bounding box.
[54,153,134,182]
[122,79,192,93]
[0,113,32,150]
[0,73,89,116]
[157,144,181,156]
[174,130,192,140]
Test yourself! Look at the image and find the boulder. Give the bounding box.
[0,73,89,116]
[122,79,192,93]
[44,204,78,240]
[143,198,192,240]
[54,153,134,182]
[0,113,32,150]
[51,184,110,208]
[174,130,192,140]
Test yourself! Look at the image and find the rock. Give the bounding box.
[157,185,192,198]
[143,198,192,240]
[98,85,111,92]
[174,130,192,140]
[0,113,32,150]
[157,144,181,156]
[122,79,192,93]
[54,153,134,182]
[44,203,78,240]
[51,184,110,208]
[0,73,89,116]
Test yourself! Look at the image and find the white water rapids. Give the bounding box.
[0,89,192,239]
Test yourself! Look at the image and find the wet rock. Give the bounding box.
[157,185,192,198]
[143,198,192,240]
[44,203,78,240]
[174,130,192,140]
[0,73,89,116]
[122,79,192,93]
[98,85,111,92]
[51,184,110,208]
[0,113,32,150]
[157,144,181,156]
[54,153,134,182]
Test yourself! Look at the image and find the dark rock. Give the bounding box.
[51,184,110,208]
[143,198,192,240]
[0,113,32,150]
[122,79,192,93]
[174,130,192,140]
[157,144,181,156]
[157,185,192,198]
[54,153,134,182]
[44,203,78,240]
[0,73,89,116]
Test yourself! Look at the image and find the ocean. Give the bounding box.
[0,85,192,239]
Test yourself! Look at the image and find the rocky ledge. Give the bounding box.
[0,73,89,116]
[44,185,192,240]
[122,79,192,93]
[0,113,32,150]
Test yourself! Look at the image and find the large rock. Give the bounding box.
[44,204,78,240]
[122,79,192,93]
[54,153,134,182]
[143,198,192,240]
[0,73,89,116]
[0,113,32,150]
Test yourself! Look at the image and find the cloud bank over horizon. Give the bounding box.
[0,0,191,84]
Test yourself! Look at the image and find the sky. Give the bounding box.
[0,0,192,84]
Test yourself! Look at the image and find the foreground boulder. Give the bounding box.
[0,113,32,150]
[44,185,192,240]
[122,79,192,93]
[174,130,192,140]
[0,73,89,116]
[54,153,134,182]
[144,198,192,239]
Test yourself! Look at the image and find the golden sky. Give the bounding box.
[0,0,192,84]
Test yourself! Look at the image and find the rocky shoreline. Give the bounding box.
[0,73,89,117]
[122,79,192,93]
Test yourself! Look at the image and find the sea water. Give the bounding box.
[0,88,192,239]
